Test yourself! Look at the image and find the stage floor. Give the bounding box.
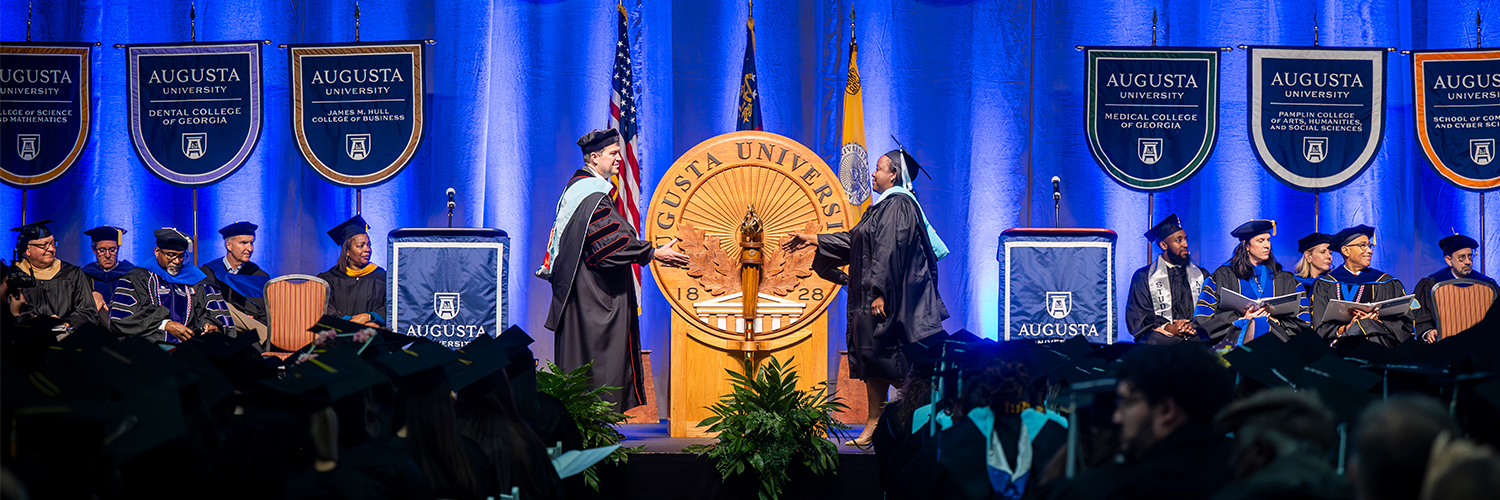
[592,422,882,499]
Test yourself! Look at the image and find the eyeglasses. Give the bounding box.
[27,241,57,250]
[160,250,186,261]
[1343,243,1375,251]
[94,247,119,255]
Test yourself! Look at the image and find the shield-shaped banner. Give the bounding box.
[289,42,426,187]
[1248,47,1386,192]
[0,43,92,187]
[126,41,262,187]
[1085,48,1220,192]
[1411,49,1500,192]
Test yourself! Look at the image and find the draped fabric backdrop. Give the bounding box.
[3,0,1494,408]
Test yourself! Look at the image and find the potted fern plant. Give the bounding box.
[537,361,641,491]
[684,355,849,500]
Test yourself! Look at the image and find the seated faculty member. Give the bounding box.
[201,221,271,331]
[538,129,690,413]
[319,215,387,327]
[81,225,136,314]
[108,228,237,343]
[1195,220,1308,346]
[1292,232,1334,293]
[6,220,97,329]
[1126,214,1206,343]
[1412,234,1495,343]
[1310,225,1413,347]
[783,145,951,447]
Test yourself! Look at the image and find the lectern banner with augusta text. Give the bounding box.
[1249,47,1386,192]
[1085,48,1220,192]
[999,229,1117,344]
[1410,49,1500,192]
[0,43,92,187]
[388,229,510,349]
[289,42,426,187]
[126,41,262,187]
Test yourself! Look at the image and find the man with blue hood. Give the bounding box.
[81,225,136,314]
[1310,225,1413,347]
[107,228,237,343]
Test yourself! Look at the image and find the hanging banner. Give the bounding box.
[1411,49,1500,192]
[0,43,92,187]
[126,41,263,187]
[1085,48,1220,192]
[1248,47,1386,192]
[289,42,425,187]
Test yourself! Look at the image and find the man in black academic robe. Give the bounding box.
[81,226,137,318]
[1311,225,1412,348]
[318,215,388,327]
[538,129,689,411]
[1125,214,1206,343]
[1412,234,1496,342]
[1194,220,1310,346]
[108,228,237,343]
[7,220,97,329]
[201,221,271,333]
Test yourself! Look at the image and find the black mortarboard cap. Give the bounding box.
[285,346,389,401]
[376,340,458,379]
[447,335,511,391]
[169,342,237,409]
[577,128,620,156]
[310,314,375,335]
[1331,225,1375,253]
[1438,234,1479,256]
[1223,345,1308,389]
[153,228,191,252]
[11,219,54,252]
[1297,232,1333,253]
[1294,371,1373,424]
[1145,214,1184,242]
[218,221,258,239]
[1297,354,1382,393]
[887,137,933,184]
[1230,219,1276,241]
[326,214,370,246]
[83,225,127,244]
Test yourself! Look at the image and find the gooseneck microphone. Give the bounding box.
[1051,176,1062,228]
[446,188,456,228]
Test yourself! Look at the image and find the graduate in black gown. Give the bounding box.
[7,220,100,329]
[319,215,388,327]
[784,144,950,446]
[537,129,689,411]
[1125,214,1207,343]
[108,228,237,343]
[1311,225,1413,347]
[1194,220,1308,346]
[1412,234,1496,343]
[200,221,271,328]
[81,225,136,315]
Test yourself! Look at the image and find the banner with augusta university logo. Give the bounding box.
[389,229,510,349]
[1085,48,1220,191]
[289,42,425,187]
[999,230,1117,344]
[127,42,262,187]
[0,43,92,187]
[1249,47,1386,192]
[1411,49,1500,191]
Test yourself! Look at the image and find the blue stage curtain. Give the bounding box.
[1,0,1492,364]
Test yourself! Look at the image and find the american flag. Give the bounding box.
[609,2,642,302]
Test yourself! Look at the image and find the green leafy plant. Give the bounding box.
[537,361,642,491]
[684,356,850,500]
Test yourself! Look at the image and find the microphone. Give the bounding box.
[1051,176,1061,202]
[446,188,456,209]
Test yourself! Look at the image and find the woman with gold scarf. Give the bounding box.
[319,215,387,327]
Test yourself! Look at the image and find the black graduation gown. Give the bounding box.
[107,266,236,343]
[1412,267,1496,338]
[1125,256,1207,342]
[8,261,96,327]
[285,440,436,500]
[1039,422,1233,500]
[318,265,388,324]
[82,260,135,305]
[543,170,653,411]
[1194,266,1308,345]
[1311,266,1412,347]
[812,193,949,382]
[201,258,270,323]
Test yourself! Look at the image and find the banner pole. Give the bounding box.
[355,0,361,43]
[1481,13,1486,275]
[19,189,26,225]
[1314,191,1320,233]
[356,189,362,215]
[25,2,32,42]
[1147,192,1154,262]
[192,188,199,266]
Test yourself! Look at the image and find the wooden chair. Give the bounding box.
[262,274,331,360]
[1432,279,1499,341]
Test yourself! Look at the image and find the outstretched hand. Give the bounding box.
[781,232,816,252]
[653,238,690,267]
